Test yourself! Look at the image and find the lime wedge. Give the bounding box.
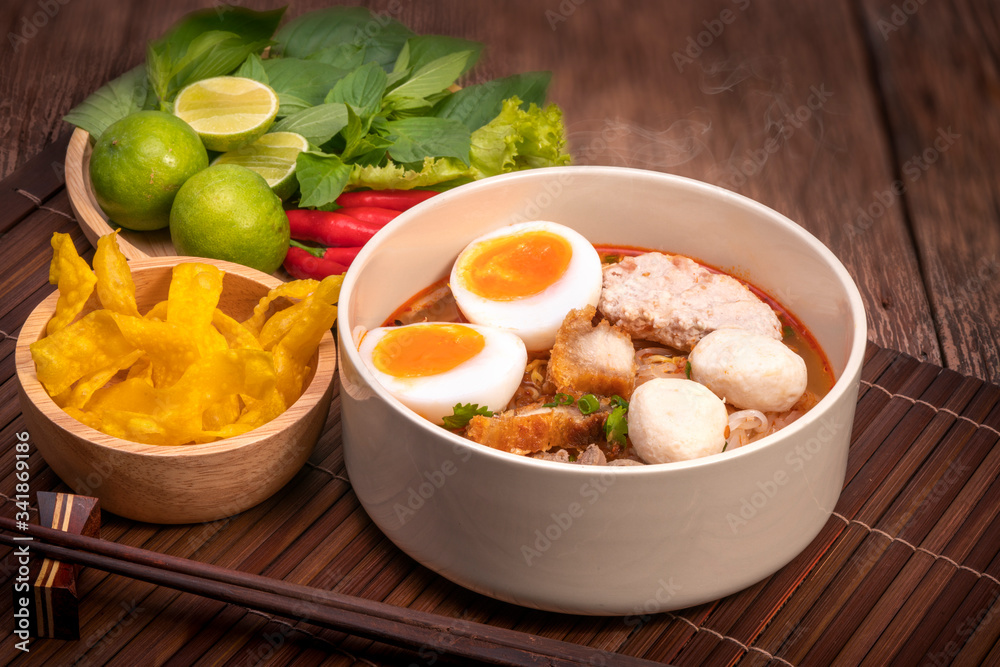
[213,132,309,201]
[173,76,279,152]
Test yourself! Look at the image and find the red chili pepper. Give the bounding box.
[283,246,350,281]
[335,189,439,211]
[318,245,363,265]
[335,206,400,226]
[286,209,382,247]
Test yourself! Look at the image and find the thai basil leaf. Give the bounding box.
[392,35,482,79]
[273,6,413,69]
[63,65,150,140]
[262,58,350,107]
[385,117,471,164]
[272,103,350,145]
[235,53,269,84]
[433,71,551,131]
[159,6,284,53]
[296,150,352,208]
[385,51,472,107]
[325,62,387,118]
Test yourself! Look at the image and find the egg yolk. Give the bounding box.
[373,325,485,378]
[458,230,572,300]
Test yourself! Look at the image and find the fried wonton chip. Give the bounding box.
[88,349,277,445]
[93,231,139,317]
[168,263,224,329]
[31,310,135,396]
[213,309,262,350]
[242,279,320,335]
[108,314,201,388]
[46,233,97,336]
[33,232,338,446]
[65,349,145,410]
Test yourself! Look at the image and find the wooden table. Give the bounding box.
[1,2,999,665]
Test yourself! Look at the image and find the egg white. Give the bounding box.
[358,322,527,425]
[449,221,603,351]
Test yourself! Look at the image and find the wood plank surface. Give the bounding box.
[2,2,1000,666]
[0,0,997,380]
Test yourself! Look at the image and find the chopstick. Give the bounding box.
[0,518,657,666]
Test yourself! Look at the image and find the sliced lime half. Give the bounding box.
[213,131,309,201]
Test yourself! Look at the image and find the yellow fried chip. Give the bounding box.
[238,386,287,428]
[63,406,102,431]
[242,279,320,335]
[108,314,201,387]
[66,349,145,410]
[144,301,168,321]
[126,355,153,384]
[203,395,241,431]
[36,232,341,446]
[93,230,139,317]
[268,275,341,405]
[213,309,262,350]
[168,263,224,329]
[46,233,97,336]
[87,349,277,445]
[257,298,309,351]
[30,310,135,396]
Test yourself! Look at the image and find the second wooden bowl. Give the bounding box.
[15,256,336,524]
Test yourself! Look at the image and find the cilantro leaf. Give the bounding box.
[442,403,492,429]
[685,361,692,379]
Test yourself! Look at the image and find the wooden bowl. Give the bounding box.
[15,256,336,524]
[65,128,178,261]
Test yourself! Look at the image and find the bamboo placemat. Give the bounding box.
[1,138,999,666]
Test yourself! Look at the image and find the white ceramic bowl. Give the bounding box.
[337,166,866,615]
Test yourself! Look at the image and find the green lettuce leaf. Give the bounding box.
[348,157,471,191]
[469,96,571,177]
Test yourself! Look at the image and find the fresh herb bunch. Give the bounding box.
[65,6,571,207]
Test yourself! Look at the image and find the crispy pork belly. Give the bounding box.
[544,306,637,399]
[598,252,781,351]
[465,401,608,456]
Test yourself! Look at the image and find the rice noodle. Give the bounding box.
[635,347,688,387]
[727,409,771,448]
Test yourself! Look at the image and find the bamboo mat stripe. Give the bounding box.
[1,165,999,665]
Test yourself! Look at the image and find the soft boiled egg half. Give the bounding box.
[358,322,527,425]
[449,221,603,351]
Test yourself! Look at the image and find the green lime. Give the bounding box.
[169,164,289,274]
[89,110,209,231]
[173,76,279,152]
[212,132,308,201]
